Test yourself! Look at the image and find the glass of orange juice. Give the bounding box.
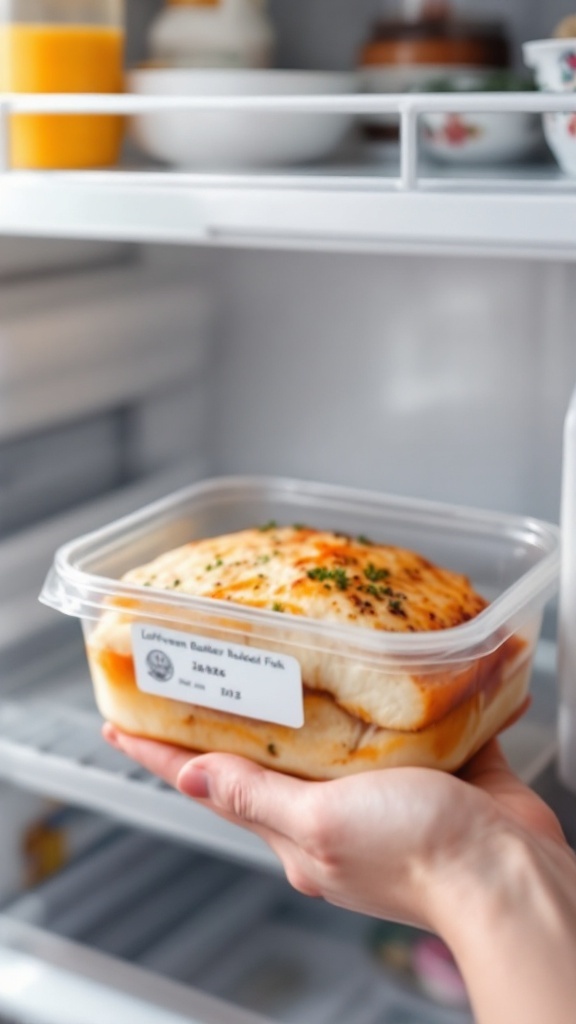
[0,0,125,169]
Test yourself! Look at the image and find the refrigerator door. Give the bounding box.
[558,386,576,792]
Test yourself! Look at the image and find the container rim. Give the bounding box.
[40,475,561,661]
[523,38,576,58]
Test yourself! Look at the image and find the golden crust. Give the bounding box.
[123,525,488,634]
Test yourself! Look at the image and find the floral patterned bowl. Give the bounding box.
[421,109,543,164]
[419,72,543,165]
[523,38,576,177]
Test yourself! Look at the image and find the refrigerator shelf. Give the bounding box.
[0,643,278,873]
[0,915,269,1024]
[0,636,558,874]
[0,92,575,257]
[0,163,574,258]
[1,827,473,1024]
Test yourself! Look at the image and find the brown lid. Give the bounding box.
[368,13,507,45]
[361,11,509,68]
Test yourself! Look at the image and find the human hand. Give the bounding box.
[102,720,565,934]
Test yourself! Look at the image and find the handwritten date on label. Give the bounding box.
[192,661,226,678]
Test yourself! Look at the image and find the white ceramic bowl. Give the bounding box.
[523,38,576,176]
[128,68,358,169]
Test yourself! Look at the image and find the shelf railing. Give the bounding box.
[0,90,576,189]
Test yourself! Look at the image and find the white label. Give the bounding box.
[131,624,304,729]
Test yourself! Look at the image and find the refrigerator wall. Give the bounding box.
[209,249,576,523]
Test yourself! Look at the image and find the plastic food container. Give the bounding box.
[40,476,560,779]
[0,0,125,169]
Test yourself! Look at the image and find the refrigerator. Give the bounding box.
[0,0,575,1021]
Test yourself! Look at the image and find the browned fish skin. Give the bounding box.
[125,525,487,634]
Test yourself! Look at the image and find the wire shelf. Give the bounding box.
[0,644,277,872]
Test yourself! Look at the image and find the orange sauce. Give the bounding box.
[93,648,136,690]
[0,24,124,169]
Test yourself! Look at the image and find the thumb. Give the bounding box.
[177,753,316,839]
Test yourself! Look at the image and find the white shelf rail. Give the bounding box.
[2,89,576,189]
[0,91,575,253]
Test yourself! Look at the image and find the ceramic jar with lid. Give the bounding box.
[147,0,275,70]
[0,0,125,168]
[359,2,510,141]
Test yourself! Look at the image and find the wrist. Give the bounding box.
[418,824,576,1023]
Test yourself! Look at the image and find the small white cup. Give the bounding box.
[523,38,576,176]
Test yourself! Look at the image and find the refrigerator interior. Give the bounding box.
[0,825,477,1024]
[0,0,576,1021]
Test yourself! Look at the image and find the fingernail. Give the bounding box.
[177,765,211,800]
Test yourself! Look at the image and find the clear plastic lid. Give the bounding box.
[40,476,560,669]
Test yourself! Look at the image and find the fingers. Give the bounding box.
[102,724,319,884]
[103,723,321,843]
[458,698,532,786]
[103,724,198,787]
[177,751,319,842]
[458,738,511,785]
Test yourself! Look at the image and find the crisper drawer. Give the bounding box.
[0,829,473,1024]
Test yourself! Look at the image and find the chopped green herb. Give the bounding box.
[259,520,278,532]
[357,534,373,546]
[293,523,306,530]
[206,558,223,571]
[364,563,390,583]
[172,578,182,588]
[307,567,331,583]
[272,602,285,613]
[332,568,349,591]
[363,583,394,600]
[307,566,349,591]
[256,554,271,565]
[267,743,278,756]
